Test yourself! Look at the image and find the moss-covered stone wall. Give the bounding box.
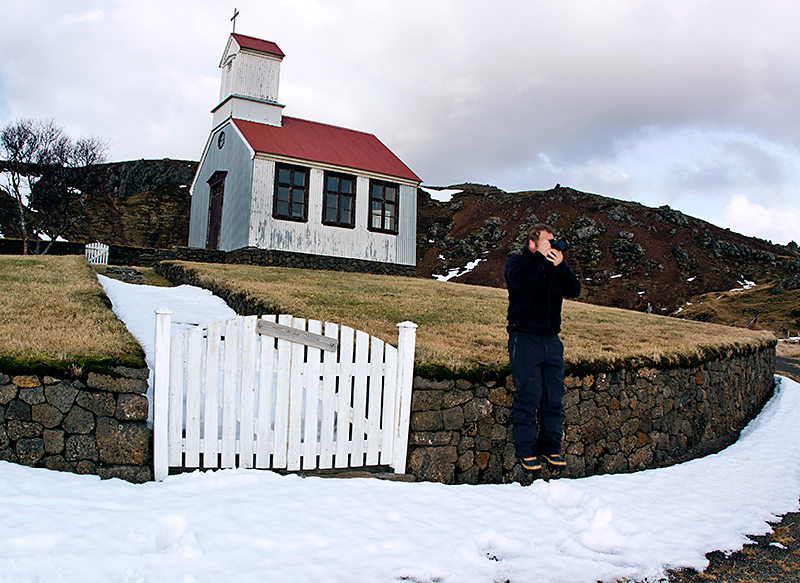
[0,367,151,483]
[407,345,775,484]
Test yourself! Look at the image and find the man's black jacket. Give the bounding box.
[504,246,581,336]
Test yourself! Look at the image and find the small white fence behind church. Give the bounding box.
[84,242,109,265]
[152,312,417,481]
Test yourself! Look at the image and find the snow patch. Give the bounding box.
[0,377,798,582]
[730,277,757,292]
[21,278,799,583]
[433,258,484,282]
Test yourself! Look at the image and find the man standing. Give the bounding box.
[505,224,581,471]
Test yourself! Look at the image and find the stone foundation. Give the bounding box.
[0,239,416,277]
[0,368,152,483]
[141,246,416,277]
[407,346,775,484]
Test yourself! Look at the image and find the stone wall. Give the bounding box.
[0,239,416,277]
[0,239,86,256]
[147,246,416,276]
[407,346,775,485]
[0,367,151,483]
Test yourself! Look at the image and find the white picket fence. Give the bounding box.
[152,311,417,481]
[84,242,109,265]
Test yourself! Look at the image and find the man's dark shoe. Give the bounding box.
[520,456,542,471]
[541,453,566,467]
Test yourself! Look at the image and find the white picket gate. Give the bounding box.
[84,242,109,265]
[152,311,417,481]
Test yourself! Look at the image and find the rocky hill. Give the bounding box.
[5,159,797,316]
[72,159,197,248]
[416,183,800,315]
[0,159,197,249]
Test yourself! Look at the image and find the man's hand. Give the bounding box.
[537,238,563,266]
[546,248,563,266]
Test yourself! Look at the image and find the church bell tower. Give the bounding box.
[212,33,286,128]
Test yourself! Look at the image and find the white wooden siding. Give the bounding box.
[231,52,281,104]
[248,158,274,247]
[220,62,233,103]
[248,158,416,266]
[212,97,283,129]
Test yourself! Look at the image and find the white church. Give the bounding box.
[188,33,421,269]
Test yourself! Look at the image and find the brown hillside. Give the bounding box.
[68,159,197,248]
[0,159,197,248]
[5,159,797,318]
[416,183,800,314]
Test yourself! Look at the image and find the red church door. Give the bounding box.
[206,172,227,250]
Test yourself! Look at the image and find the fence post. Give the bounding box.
[393,321,417,473]
[153,309,173,481]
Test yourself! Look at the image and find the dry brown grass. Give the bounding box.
[160,261,774,376]
[676,282,800,337]
[777,342,800,359]
[0,255,145,375]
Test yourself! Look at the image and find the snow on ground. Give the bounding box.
[730,276,757,292]
[98,275,237,364]
[1,276,797,583]
[98,274,236,421]
[433,258,485,282]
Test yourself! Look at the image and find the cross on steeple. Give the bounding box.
[231,7,240,32]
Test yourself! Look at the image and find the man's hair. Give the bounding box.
[528,223,553,242]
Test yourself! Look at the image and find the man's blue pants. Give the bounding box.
[508,332,565,458]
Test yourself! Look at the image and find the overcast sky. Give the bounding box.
[1,0,798,244]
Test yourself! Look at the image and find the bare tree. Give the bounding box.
[0,118,109,254]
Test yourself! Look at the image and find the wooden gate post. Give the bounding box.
[153,309,173,481]
[393,321,417,473]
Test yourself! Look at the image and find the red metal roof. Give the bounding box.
[233,117,421,183]
[231,33,285,59]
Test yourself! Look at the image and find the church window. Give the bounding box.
[273,163,309,221]
[323,172,356,228]
[368,180,399,234]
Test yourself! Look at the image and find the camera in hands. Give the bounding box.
[551,238,569,252]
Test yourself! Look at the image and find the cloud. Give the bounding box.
[1,0,799,243]
[659,132,794,195]
[723,194,800,245]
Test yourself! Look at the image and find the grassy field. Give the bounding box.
[675,282,800,359]
[0,255,145,376]
[779,343,800,358]
[158,261,775,377]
